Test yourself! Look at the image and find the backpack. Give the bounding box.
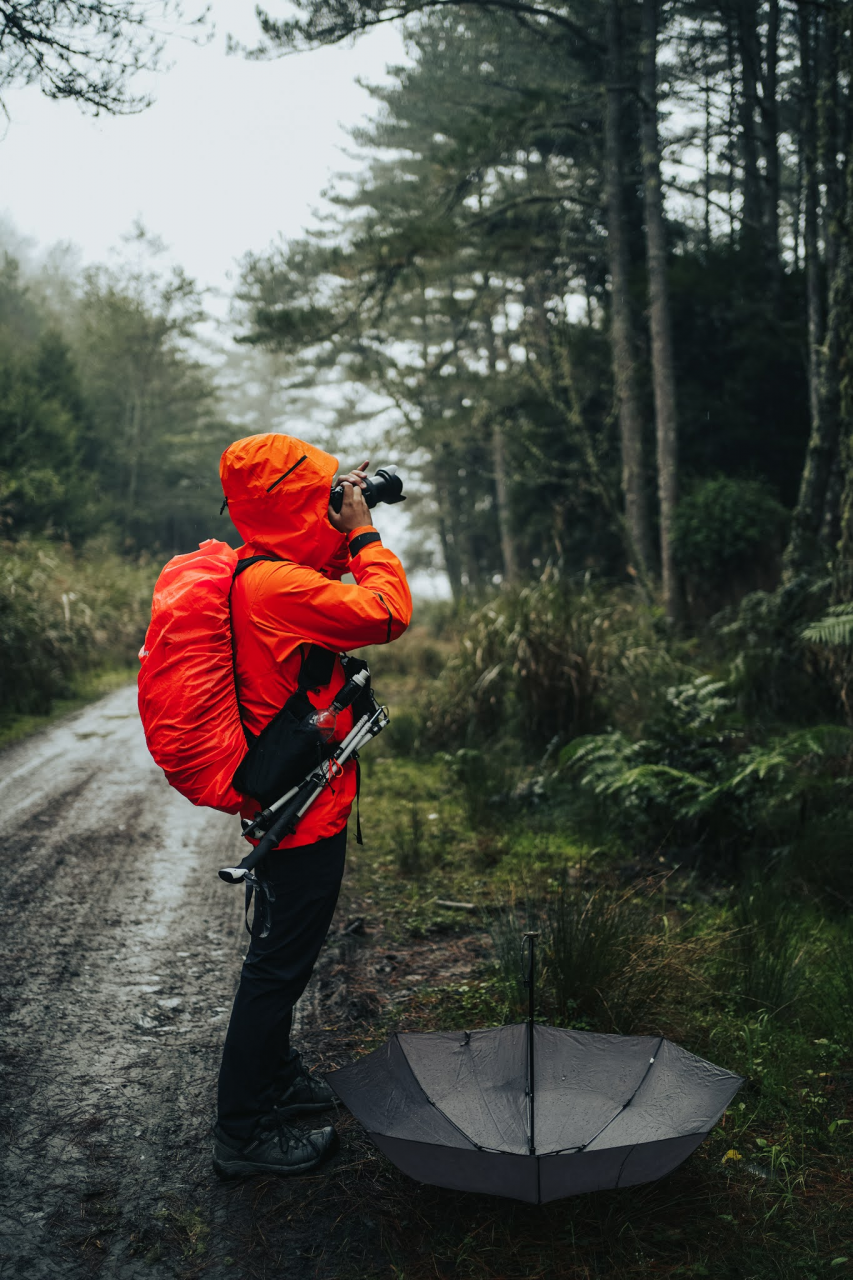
[138,540,343,815]
[138,539,249,813]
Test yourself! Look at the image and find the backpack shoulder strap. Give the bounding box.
[297,644,337,691]
[233,553,282,579]
[230,555,282,740]
[229,554,337,738]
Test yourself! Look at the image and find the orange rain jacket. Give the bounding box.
[221,433,412,849]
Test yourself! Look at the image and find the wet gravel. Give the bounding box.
[0,688,362,1279]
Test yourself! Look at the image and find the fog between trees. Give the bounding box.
[2,0,853,705]
[235,0,853,629]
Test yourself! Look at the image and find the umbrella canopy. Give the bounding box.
[328,1025,743,1204]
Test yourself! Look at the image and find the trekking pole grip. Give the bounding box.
[218,795,301,883]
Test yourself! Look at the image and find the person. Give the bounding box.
[212,433,412,1180]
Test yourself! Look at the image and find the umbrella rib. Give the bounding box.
[614,1143,638,1187]
[575,1035,665,1153]
[395,1033,492,1153]
[465,1027,529,1154]
[544,1126,711,1157]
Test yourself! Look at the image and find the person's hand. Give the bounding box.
[328,459,374,534]
[339,459,370,491]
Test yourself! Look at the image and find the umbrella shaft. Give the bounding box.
[528,1027,535,1155]
[523,932,537,1155]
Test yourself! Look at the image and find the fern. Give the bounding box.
[562,672,853,852]
[802,603,853,646]
[662,674,733,729]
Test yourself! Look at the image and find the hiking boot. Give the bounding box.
[273,1053,336,1119]
[212,1115,338,1180]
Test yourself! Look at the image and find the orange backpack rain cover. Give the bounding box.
[138,538,246,813]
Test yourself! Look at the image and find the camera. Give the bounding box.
[329,464,406,514]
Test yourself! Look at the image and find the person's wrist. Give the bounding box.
[348,527,382,557]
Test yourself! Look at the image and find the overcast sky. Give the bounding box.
[0,5,450,594]
[0,1,406,302]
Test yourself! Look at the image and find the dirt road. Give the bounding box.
[0,687,374,1279]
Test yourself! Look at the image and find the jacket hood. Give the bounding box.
[220,433,346,572]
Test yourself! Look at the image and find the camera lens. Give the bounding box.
[330,465,405,513]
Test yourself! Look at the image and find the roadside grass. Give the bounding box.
[0,536,154,743]
[232,1089,852,1280]
[321,876,853,1277]
[0,663,137,750]
[324,634,853,1280]
[7,596,850,1278]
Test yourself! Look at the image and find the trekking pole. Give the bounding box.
[238,667,371,841]
[239,783,300,841]
[521,931,540,1156]
[218,703,388,884]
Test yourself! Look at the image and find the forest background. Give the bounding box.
[2,0,853,1273]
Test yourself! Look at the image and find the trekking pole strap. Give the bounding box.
[218,705,388,884]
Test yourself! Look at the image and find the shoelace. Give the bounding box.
[265,1107,327,1157]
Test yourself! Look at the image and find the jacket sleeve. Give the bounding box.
[252,527,412,651]
[319,535,352,582]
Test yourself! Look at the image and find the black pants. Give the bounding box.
[217,827,347,1143]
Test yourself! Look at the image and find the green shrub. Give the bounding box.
[384,709,421,757]
[489,877,679,1034]
[489,903,538,1013]
[712,575,837,724]
[802,603,853,647]
[544,882,672,1032]
[422,571,677,751]
[391,801,428,877]
[363,626,448,681]
[439,746,519,829]
[789,812,853,909]
[822,923,853,1033]
[561,674,853,862]
[0,537,155,717]
[672,474,789,589]
[802,603,853,725]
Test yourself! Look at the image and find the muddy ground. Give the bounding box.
[0,688,487,1280]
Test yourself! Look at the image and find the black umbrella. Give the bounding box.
[328,935,743,1203]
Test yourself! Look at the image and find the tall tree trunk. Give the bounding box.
[736,0,765,250]
[491,419,519,585]
[829,18,853,725]
[762,0,781,280]
[799,2,823,440]
[726,20,738,246]
[484,308,520,585]
[818,7,842,285]
[640,0,680,626]
[830,64,853,610]
[433,448,464,602]
[821,451,843,552]
[605,0,653,579]
[785,4,841,579]
[703,64,713,252]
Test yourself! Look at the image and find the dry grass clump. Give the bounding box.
[490,874,716,1036]
[0,537,155,715]
[420,570,679,750]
